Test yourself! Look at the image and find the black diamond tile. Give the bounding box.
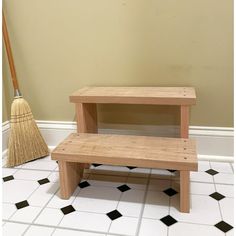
[3,175,14,182]
[106,210,122,220]
[127,166,136,170]
[215,221,233,233]
[61,205,76,215]
[15,200,29,209]
[167,169,176,173]
[209,192,225,201]
[38,178,50,185]
[205,169,219,176]
[92,163,102,167]
[160,215,178,226]
[163,188,178,197]
[117,184,131,192]
[78,181,90,188]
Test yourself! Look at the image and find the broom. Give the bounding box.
[3,12,49,167]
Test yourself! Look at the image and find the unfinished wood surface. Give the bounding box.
[52,133,198,171]
[180,170,190,213]
[76,103,98,133]
[180,106,190,138]
[58,161,83,199]
[70,87,196,105]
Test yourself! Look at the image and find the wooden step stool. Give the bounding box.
[52,87,197,213]
[51,133,197,213]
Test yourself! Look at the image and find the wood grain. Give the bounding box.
[52,133,198,171]
[58,161,83,199]
[76,103,98,133]
[180,106,190,138]
[180,170,190,213]
[70,87,196,105]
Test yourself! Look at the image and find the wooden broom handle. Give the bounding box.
[2,12,19,90]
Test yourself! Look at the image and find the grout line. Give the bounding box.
[51,175,85,235]
[3,161,234,236]
[107,173,130,234]
[3,219,115,236]
[21,182,60,236]
[134,172,151,236]
[139,217,226,227]
[209,162,224,223]
[4,186,234,210]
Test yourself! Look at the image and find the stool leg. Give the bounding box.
[180,170,190,213]
[58,161,83,199]
[180,105,189,138]
[76,103,98,169]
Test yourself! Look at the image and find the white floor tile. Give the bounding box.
[48,171,59,183]
[197,161,211,172]
[143,191,169,219]
[91,164,127,171]
[216,184,234,198]
[148,178,171,191]
[117,189,145,217]
[24,225,55,236]
[13,169,51,181]
[21,160,57,171]
[11,206,42,223]
[226,229,234,236]
[150,169,172,179]
[2,167,18,177]
[129,168,151,177]
[109,216,139,235]
[59,211,111,232]
[139,218,167,236]
[2,203,17,220]
[37,156,52,161]
[3,222,29,236]
[91,165,129,176]
[219,197,234,225]
[28,182,59,207]
[190,171,214,183]
[88,174,126,187]
[3,179,39,203]
[126,177,148,190]
[47,188,79,208]
[190,182,215,195]
[170,194,221,225]
[210,162,233,173]
[35,208,64,226]
[53,228,106,236]
[214,173,234,185]
[73,186,120,213]
[169,222,224,236]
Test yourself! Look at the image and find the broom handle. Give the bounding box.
[2,12,21,95]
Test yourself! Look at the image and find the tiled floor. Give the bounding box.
[2,157,234,236]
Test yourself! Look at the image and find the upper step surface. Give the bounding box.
[70,87,196,105]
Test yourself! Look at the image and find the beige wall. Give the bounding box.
[3,0,233,127]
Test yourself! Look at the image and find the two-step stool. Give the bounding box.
[51,87,197,213]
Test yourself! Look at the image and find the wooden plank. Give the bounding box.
[76,103,98,133]
[70,87,196,105]
[180,106,190,138]
[180,170,190,213]
[58,161,83,199]
[52,133,198,171]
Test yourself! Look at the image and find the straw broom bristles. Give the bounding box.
[7,97,49,167]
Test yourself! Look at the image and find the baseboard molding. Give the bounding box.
[2,120,234,162]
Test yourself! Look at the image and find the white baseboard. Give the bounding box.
[2,120,234,162]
